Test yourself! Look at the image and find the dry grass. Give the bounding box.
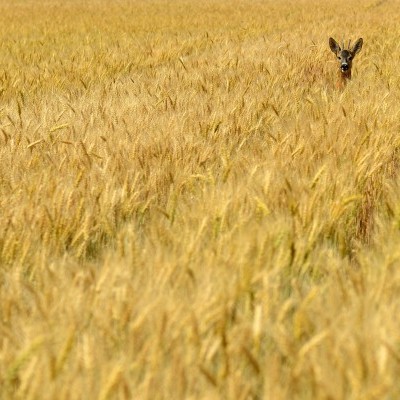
[1,0,400,398]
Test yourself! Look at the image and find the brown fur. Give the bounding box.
[329,37,363,88]
[337,69,351,89]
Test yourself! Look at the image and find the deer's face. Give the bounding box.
[336,49,353,73]
[329,37,363,77]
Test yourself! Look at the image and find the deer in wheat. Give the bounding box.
[329,37,363,87]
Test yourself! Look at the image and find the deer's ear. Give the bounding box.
[329,37,340,54]
[351,38,363,56]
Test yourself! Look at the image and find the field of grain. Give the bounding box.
[1,0,400,398]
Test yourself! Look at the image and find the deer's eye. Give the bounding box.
[337,56,341,60]
[348,56,352,60]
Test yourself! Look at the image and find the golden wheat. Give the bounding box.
[1,0,400,399]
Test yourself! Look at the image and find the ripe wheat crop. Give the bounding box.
[1,0,400,399]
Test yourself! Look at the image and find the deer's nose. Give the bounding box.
[341,64,349,71]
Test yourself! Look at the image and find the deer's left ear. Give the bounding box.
[351,38,363,56]
[329,37,340,54]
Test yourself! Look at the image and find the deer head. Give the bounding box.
[329,37,363,81]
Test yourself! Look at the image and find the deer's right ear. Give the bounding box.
[351,38,363,56]
[329,37,340,54]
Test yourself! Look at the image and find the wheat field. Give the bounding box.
[1,0,400,399]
